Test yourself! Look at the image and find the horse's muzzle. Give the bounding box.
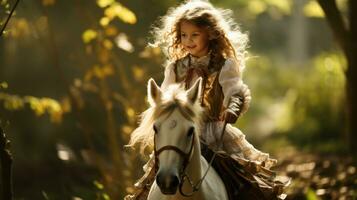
[156,170,180,195]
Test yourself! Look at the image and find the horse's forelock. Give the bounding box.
[154,97,196,121]
[128,84,202,153]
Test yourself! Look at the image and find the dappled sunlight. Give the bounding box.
[303,1,325,18]
[115,33,134,52]
[56,143,76,161]
[98,0,137,25]
[244,52,346,152]
[0,92,66,123]
[0,0,355,199]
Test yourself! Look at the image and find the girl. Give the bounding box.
[126,0,288,199]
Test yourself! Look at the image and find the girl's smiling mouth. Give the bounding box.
[186,45,196,49]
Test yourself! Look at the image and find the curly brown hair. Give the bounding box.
[150,0,248,70]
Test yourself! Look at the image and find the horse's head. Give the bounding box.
[148,78,202,195]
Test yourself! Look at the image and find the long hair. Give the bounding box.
[150,0,248,71]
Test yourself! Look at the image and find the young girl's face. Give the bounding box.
[180,20,209,57]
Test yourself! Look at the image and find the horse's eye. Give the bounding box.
[153,125,158,134]
[187,127,194,137]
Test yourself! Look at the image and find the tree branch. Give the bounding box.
[0,126,13,200]
[317,0,348,54]
[0,0,20,37]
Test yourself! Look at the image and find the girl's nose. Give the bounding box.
[187,36,194,42]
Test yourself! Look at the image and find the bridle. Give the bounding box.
[153,130,195,178]
[153,122,228,197]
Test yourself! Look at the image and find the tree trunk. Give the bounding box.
[0,127,13,200]
[318,0,357,154]
[346,0,357,154]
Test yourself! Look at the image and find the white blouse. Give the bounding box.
[156,55,276,168]
[160,55,251,115]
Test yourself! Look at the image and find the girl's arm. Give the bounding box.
[219,58,251,117]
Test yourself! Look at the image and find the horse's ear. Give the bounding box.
[148,78,162,106]
[186,78,202,104]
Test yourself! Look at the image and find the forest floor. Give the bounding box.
[273,146,357,200]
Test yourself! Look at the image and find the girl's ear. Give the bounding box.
[148,78,162,106]
[186,78,202,104]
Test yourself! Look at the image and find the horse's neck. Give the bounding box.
[185,134,203,182]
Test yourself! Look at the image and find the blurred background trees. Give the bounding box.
[0,0,355,199]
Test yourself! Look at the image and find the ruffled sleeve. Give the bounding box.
[160,62,176,91]
[219,58,251,115]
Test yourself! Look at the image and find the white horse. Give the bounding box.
[144,78,228,200]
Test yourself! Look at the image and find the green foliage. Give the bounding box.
[0,92,66,123]
[0,0,351,199]
[306,187,320,200]
[246,52,346,152]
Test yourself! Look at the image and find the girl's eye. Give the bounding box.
[181,33,186,37]
[187,127,194,137]
[192,33,199,37]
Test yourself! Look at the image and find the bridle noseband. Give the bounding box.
[153,131,195,175]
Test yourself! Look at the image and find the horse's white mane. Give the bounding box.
[126,83,203,153]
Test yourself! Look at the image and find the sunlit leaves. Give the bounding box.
[126,107,135,118]
[139,46,161,58]
[97,0,115,8]
[0,93,65,123]
[0,82,8,89]
[121,125,133,135]
[93,180,111,200]
[103,39,113,50]
[132,65,145,81]
[94,180,104,190]
[304,1,324,18]
[82,29,98,43]
[115,33,134,52]
[247,0,267,16]
[0,93,24,110]
[0,0,10,20]
[100,17,110,26]
[104,25,118,37]
[246,0,292,17]
[265,0,291,15]
[104,2,136,24]
[306,187,320,200]
[56,143,75,161]
[7,18,30,38]
[84,65,115,81]
[245,52,346,143]
[97,0,137,25]
[1,0,9,6]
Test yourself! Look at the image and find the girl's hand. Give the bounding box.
[224,110,238,124]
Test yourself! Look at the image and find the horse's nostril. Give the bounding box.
[156,172,180,194]
[156,174,164,188]
[171,175,179,187]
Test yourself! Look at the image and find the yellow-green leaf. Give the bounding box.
[303,1,325,18]
[0,82,8,89]
[96,0,115,8]
[82,29,98,44]
[100,17,111,27]
[104,2,137,24]
[248,0,267,15]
